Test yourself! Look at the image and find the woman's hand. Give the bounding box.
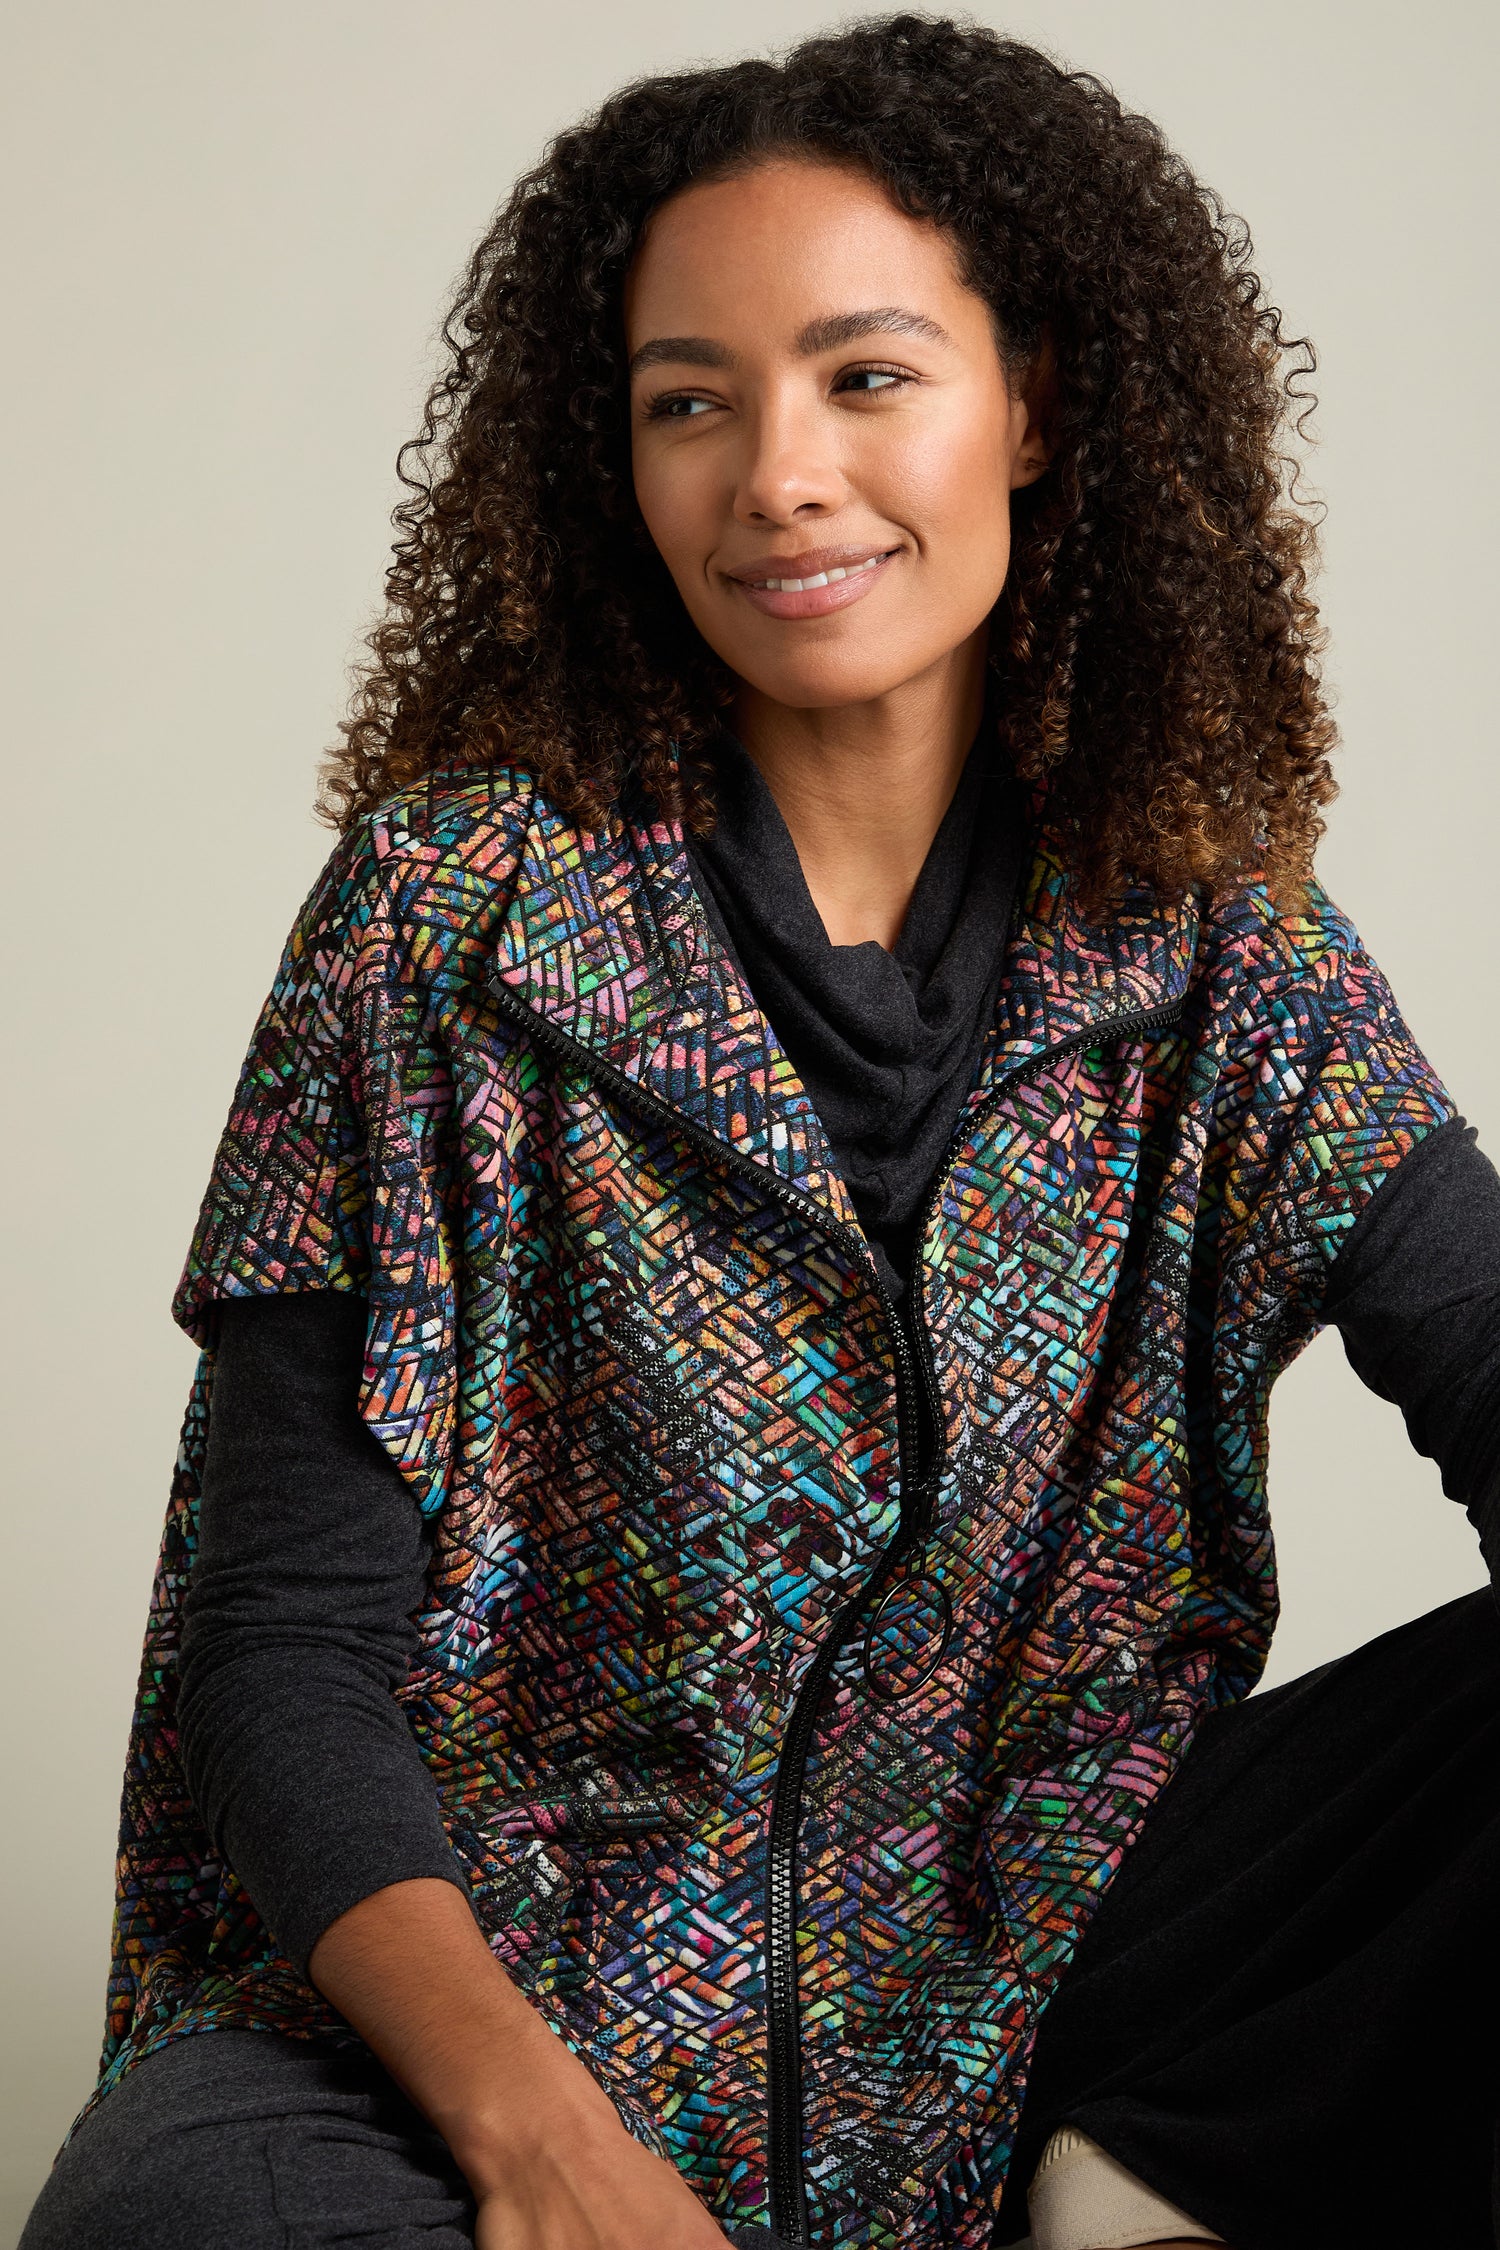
[452,1931,729,2249]
[472,2125,730,2249]
[308,1877,730,2249]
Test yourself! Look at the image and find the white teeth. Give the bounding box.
[754,554,885,592]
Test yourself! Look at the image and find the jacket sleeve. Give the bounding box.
[1195,884,1459,1536]
[165,826,473,1969]
[106,787,528,2076]
[173,819,460,1516]
[1208,885,1458,1340]
[177,844,375,1316]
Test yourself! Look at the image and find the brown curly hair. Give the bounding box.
[323,13,1336,908]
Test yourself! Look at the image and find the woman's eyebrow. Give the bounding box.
[628,335,735,376]
[627,306,952,379]
[795,307,953,352]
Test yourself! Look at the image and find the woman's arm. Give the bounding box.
[309,1878,729,2248]
[180,1293,729,2247]
[1321,1116,1500,1563]
[179,1291,465,1971]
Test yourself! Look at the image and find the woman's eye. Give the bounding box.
[837,366,910,395]
[647,393,716,420]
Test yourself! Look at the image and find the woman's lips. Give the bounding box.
[727,548,898,620]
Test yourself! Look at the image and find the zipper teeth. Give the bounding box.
[486,972,917,2247]
[485,970,1182,2244]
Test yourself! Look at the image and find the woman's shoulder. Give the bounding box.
[294,762,545,973]
[344,761,542,889]
[1193,868,1451,1138]
[1197,866,1385,1023]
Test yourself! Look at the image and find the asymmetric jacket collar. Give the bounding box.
[489,777,1200,1225]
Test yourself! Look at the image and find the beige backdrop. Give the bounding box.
[3,0,1495,2235]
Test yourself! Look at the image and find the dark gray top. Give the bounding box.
[178,771,1500,1972]
[180,1291,459,1970]
[685,727,1026,1300]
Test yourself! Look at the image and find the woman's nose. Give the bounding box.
[732,396,846,526]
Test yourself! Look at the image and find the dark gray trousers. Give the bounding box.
[20,2030,476,2249]
[20,2025,791,2249]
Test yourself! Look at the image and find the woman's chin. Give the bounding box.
[727,649,938,715]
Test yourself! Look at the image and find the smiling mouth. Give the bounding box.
[740,552,891,593]
[727,546,901,619]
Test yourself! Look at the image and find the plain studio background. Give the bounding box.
[2,1,1495,2237]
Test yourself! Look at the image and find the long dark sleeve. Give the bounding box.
[1321,1117,1500,1574]
[178,1291,466,1975]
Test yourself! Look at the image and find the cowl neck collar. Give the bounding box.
[684,728,1026,1276]
[686,725,1024,1076]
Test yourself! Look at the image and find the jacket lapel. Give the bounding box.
[973,822,1199,1099]
[490,784,1199,1228]
[490,789,858,1228]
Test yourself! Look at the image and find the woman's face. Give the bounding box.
[625,157,1048,714]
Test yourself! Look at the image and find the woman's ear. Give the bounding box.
[1009,335,1057,490]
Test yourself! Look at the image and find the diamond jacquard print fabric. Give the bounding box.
[98,768,1453,2247]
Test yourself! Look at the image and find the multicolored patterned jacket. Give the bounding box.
[102,768,1451,2246]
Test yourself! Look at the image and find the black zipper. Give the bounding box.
[485,968,1182,2243]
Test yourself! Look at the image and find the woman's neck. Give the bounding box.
[730,631,988,950]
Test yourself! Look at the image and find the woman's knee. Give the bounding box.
[20,2030,473,2250]
[20,2098,283,2250]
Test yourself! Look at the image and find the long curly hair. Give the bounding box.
[323,14,1336,909]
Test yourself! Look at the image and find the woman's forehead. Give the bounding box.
[624,161,978,351]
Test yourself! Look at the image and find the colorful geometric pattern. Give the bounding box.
[98,768,1453,2247]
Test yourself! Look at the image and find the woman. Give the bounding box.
[24,16,1500,2250]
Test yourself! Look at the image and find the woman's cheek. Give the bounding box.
[631,464,682,582]
[864,421,1008,564]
